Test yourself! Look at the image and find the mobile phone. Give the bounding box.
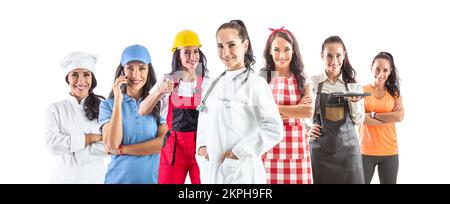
[120,69,127,89]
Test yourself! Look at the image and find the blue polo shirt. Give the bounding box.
[99,94,165,184]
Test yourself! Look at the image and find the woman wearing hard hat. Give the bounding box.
[45,52,107,183]
[99,44,168,184]
[196,20,283,184]
[139,30,210,184]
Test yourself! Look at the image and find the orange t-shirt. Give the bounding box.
[359,85,398,156]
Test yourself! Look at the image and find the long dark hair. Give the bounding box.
[65,74,105,121]
[216,19,255,69]
[321,36,357,83]
[261,29,306,96]
[171,49,209,77]
[108,63,161,124]
[372,51,401,97]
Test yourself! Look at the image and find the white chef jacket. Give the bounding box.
[196,67,283,184]
[45,95,107,184]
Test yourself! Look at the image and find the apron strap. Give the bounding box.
[317,82,324,95]
[194,75,203,106]
[313,82,324,125]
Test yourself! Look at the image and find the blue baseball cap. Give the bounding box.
[120,44,152,66]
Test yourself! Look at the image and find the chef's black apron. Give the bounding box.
[310,82,364,184]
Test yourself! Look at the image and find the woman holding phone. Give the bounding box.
[99,44,168,184]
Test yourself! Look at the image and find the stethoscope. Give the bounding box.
[196,67,251,112]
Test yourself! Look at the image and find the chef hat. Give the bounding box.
[60,51,98,76]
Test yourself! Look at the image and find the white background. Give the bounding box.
[0,0,448,183]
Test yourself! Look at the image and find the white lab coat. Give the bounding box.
[196,68,283,184]
[45,96,107,183]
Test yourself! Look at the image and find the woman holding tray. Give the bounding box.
[307,35,365,184]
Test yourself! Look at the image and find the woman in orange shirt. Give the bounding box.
[359,52,404,184]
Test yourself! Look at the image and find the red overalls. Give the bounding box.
[158,76,202,184]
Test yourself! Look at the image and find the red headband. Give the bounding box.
[268,26,289,41]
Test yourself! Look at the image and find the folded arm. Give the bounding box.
[278,83,314,119]
[120,124,167,156]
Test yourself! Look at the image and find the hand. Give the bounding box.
[300,95,312,104]
[104,145,112,155]
[348,96,362,103]
[106,145,123,155]
[158,78,175,95]
[85,133,102,146]
[392,97,403,112]
[392,101,402,112]
[198,146,209,161]
[280,113,289,120]
[113,75,128,102]
[308,124,322,142]
[108,148,121,155]
[219,151,238,163]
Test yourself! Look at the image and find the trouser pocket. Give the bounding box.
[161,131,176,166]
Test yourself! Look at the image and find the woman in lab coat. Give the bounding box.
[45,52,107,183]
[196,20,283,184]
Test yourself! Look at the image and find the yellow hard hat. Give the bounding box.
[171,30,202,52]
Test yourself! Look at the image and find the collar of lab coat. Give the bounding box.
[317,71,345,84]
[225,67,247,80]
[67,94,86,107]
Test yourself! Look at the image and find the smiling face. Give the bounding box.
[371,58,392,86]
[270,36,293,70]
[321,42,345,77]
[67,68,92,100]
[216,28,248,70]
[179,46,200,72]
[123,61,148,92]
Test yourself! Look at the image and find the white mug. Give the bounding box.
[347,83,362,93]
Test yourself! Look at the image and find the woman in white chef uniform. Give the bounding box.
[45,52,107,183]
[196,20,283,184]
